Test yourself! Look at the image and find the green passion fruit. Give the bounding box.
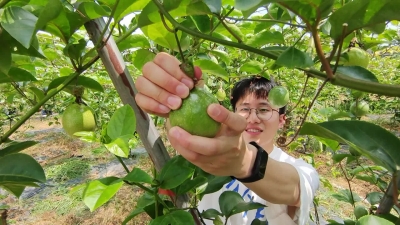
[216,88,226,102]
[62,103,96,136]
[268,86,289,108]
[350,101,369,117]
[342,47,369,68]
[169,87,221,138]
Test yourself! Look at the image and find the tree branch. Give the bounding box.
[154,0,400,97]
[216,15,242,43]
[224,16,307,29]
[0,0,11,9]
[0,56,100,144]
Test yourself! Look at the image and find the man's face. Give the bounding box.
[235,93,285,150]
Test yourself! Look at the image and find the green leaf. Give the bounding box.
[194,59,228,81]
[104,136,131,158]
[0,141,38,157]
[203,0,221,13]
[47,75,104,92]
[74,131,97,143]
[132,49,155,70]
[123,168,153,184]
[140,21,182,50]
[117,34,150,52]
[111,0,151,22]
[0,45,11,74]
[0,67,37,83]
[191,14,212,33]
[251,218,269,225]
[356,215,394,225]
[77,2,109,20]
[0,6,37,48]
[335,66,379,83]
[366,192,383,205]
[28,87,45,102]
[148,210,194,225]
[34,0,62,33]
[331,189,361,205]
[332,153,351,163]
[239,60,264,74]
[209,50,231,65]
[175,176,207,195]
[201,208,222,220]
[82,177,124,212]
[63,38,87,62]
[107,105,136,140]
[299,121,400,172]
[219,191,265,217]
[0,153,46,185]
[276,46,313,69]
[329,0,400,40]
[234,0,264,11]
[0,183,26,198]
[246,30,285,47]
[197,172,231,198]
[158,155,195,190]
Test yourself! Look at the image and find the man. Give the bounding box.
[135,52,320,225]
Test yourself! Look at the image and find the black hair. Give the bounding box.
[230,76,286,114]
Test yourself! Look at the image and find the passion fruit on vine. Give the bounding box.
[350,101,369,117]
[62,103,96,136]
[268,86,289,108]
[169,62,221,138]
[341,47,370,68]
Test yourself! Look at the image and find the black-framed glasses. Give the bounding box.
[236,106,279,121]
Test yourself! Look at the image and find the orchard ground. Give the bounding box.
[0,112,398,225]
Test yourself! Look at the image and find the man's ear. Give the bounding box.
[278,114,286,129]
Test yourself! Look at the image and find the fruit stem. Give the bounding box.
[0,56,100,144]
[333,23,348,74]
[286,75,309,115]
[116,155,130,173]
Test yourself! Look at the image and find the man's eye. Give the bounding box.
[259,108,270,113]
[240,108,250,112]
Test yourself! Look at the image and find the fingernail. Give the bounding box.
[167,96,181,109]
[181,78,193,88]
[158,104,170,113]
[170,127,181,139]
[175,84,188,97]
[210,104,220,117]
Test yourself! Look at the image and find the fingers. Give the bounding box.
[207,104,247,135]
[136,76,184,110]
[135,93,170,117]
[152,52,195,89]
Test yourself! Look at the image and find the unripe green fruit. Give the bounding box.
[268,86,289,108]
[169,87,221,138]
[354,205,368,220]
[350,101,369,117]
[342,47,369,68]
[62,103,96,136]
[216,88,226,101]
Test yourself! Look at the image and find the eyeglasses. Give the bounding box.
[236,106,279,121]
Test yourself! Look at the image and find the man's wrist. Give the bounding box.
[233,144,257,179]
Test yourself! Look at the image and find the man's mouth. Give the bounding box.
[246,128,263,133]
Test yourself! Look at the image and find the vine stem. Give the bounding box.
[0,0,11,8]
[134,183,171,209]
[338,161,355,207]
[286,75,309,115]
[116,156,130,173]
[0,55,100,144]
[93,0,121,51]
[333,23,348,74]
[312,27,334,79]
[278,79,329,147]
[224,16,307,29]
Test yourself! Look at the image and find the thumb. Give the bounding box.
[207,103,246,135]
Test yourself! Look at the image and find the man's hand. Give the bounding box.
[135,52,202,117]
[167,103,257,178]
